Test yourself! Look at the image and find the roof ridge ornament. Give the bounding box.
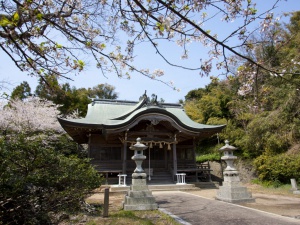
[145,94,164,108]
[143,90,147,99]
[139,90,148,104]
[91,98,95,106]
[153,95,159,106]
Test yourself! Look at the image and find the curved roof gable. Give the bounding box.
[58,94,225,142]
[111,96,148,120]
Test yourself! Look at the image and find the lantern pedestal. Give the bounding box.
[123,138,158,211]
[216,170,254,203]
[216,140,254,203]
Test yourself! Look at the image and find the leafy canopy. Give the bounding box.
[1,0,297,88]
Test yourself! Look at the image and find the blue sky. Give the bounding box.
[1,0,300,103]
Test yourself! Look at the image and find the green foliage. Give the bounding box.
[251,178,283,188]
[87,83,118,100]
[55,43,63,49]
[183,13,300,184]
[112,210,136,218]
[111,210,155,225]
[206,117,227,125]
[86,221,98,225]
[40,133,88,158]
[34,75,118,117]
[0,134,102,224]
[36,13,43,21]
[185,88,206,101]
[11,81,31,100]
[232,111,291,158]
[195,137,222,163]
[156,22,164,32]
[185,81,233,124]
[0,17,11,26]
[254,153,300,183]
[12,12,19,23]
[196,153,221,163]
[251,179,298,195]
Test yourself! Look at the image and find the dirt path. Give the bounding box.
[241,193,300,218]
[153,191,300,225]
[183,189,300,219]
[86,186,300,220]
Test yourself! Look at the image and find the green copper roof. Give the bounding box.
[58,95,225,143]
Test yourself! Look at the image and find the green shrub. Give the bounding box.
[254,153,300,183]
[0,134,102,224]
[196,153,221,163]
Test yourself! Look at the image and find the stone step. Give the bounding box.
[147,179,174,183]
[109,184,200,192]
[149,184,199,191]
[192,181,219,189]
[126,172,174,185]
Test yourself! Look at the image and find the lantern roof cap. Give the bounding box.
[219,140,237,152]
[130,137,148,151]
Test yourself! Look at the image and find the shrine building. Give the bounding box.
[58,93,225,184]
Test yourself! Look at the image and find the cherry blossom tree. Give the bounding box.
[0,0,298,88]
[0,97,102,224]
[234,11,300,99]
[0,97,63,134]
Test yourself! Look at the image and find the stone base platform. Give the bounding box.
[123,173,158,211]
[293,190,300,195]
[216,186,255,203]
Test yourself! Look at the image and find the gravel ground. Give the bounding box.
[87,185,300,219]
[182,187,300,219]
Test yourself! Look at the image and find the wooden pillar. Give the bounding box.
[87,133,91,158]
[173,142,177,180]
[164,147,168,169]
[122,131,128,174]
[122,142,127,174]
[193,137,197,165]
[103,188,109,217]
[193,137,198,182]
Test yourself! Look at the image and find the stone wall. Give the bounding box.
[209,159,257,184]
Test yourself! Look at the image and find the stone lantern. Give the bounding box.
[123,138,158,210]
[220,140,237,171]
[130,137,147,174]
[216,140,254,203]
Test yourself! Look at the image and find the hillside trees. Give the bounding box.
[10,81,31,100]
[87,84,118,100]
[281,11,300,76]
[0,0,297,89]
[185,79,234,124]
[234,11,300,157]
[34,75,91,116]
[186,77,300,182]
[185,11,300,183]
[11,76,118,116]
[0,98,102,224]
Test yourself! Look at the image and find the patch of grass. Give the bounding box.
[107,210,180,225]
[249,179,299,196]
[251,178,292,188]
[110,210,154,225]
[81,193,181,224]
[86,221,97,225]
[111,210,136,219]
